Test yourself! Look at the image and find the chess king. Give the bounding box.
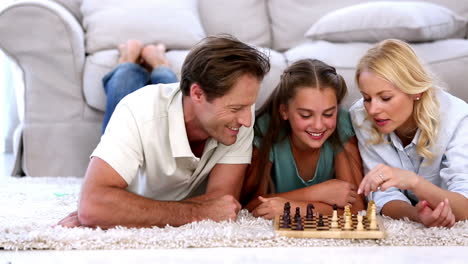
[58,35,270,228]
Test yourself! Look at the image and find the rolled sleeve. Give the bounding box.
[91,102,143,184]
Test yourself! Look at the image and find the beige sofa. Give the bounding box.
[1,0,468,177]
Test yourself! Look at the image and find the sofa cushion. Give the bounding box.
[81,0,206,53]
[198,0,271,47]
[285,39,468,108]
[268,0,468,51]
[305,2,467,43]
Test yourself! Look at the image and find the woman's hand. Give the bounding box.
[318,179,357,207]
[416,199,456,228]
[252,196,288,219]
[358,164,419,196]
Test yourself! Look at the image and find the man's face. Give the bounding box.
[196,74,260,145]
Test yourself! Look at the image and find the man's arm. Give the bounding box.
[187,163,248,203]
[75,157,240,228]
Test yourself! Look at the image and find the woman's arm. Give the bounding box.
[409,176,468,221]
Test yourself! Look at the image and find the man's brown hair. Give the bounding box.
[180,35,270,101]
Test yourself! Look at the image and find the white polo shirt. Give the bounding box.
[91,83,253,201]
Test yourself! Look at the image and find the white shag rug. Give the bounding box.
[1,177,467,250]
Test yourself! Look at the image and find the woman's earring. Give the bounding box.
[415,97,420,101]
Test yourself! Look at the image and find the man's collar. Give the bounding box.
[168,90,218,158]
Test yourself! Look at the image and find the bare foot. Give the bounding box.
[141,44,170,69]
[118,39,143,64]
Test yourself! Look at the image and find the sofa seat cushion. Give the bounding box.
[81,0,206,53]
[83,48,287,112]
[285,39,468,107]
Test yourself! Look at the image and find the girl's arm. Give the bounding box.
[334,136,366,212]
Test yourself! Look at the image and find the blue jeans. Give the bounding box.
[102,62,178,133]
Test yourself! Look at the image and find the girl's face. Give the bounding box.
[280,87,338,151]
[358,71,417,135]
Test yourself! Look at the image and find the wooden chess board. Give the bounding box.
[273,214,386,239]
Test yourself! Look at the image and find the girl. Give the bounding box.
[242,59,365,219]
[351,39,468,227]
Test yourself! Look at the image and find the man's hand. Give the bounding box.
[318,179,357,207]
[198,195,241,222]
[57,211,82,228]
[416,199,456,228]
[252,196,288,219]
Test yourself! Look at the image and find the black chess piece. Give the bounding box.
[306,203,314,220]
[294,207,301,223]
[317,214,324,227]
[333,204,338,211]
[296,218,304,230]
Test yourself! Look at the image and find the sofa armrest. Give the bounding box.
[0,0,85,123]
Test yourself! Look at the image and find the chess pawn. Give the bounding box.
[294,207,301,223]
[306,203,314,220]
[356,215,364,231]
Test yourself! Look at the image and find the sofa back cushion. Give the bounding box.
[305,2,467,43]
[198,0,271,47]
[268,0,468,51]
[81,0,206,53]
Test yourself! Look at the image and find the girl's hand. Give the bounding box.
[358,164,419,196]
[319,179,357,207]
[252,196,288,219]
[416,199,456,228]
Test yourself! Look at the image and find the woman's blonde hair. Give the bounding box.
[355,39,440,162]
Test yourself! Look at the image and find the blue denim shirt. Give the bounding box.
[350,90,468,213]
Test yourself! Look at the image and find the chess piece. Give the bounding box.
[331,204,339,229]
[369,202,378,230]
[295,218,304,230]
[367,200,375,217]
[306,204,314,220]
[317,213,326,230]
[343,205,353,230]
[343,214,353,230]
[294,207,301,223]
[281,202,291,228]
[356,215,364,231]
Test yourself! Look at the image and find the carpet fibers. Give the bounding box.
[1,177,467,250]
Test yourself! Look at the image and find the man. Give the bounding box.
[58,35,270,228]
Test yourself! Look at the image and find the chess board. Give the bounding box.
[273,214,386,239]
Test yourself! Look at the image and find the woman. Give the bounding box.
[350,39,468,227]
[242,59,365,219]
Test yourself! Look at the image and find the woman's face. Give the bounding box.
[358,71,417,135]
[280,87,338,151]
